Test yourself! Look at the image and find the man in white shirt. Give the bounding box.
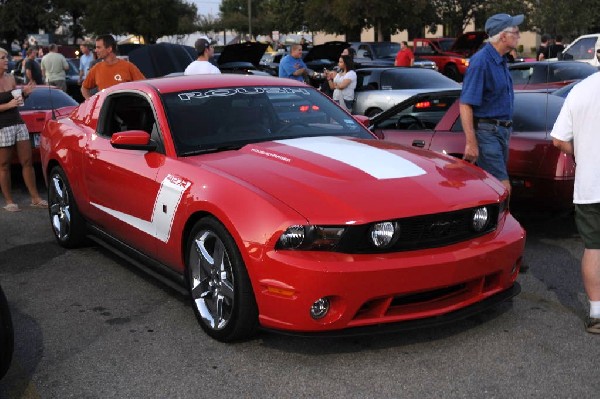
[184,37,221,75]
[551,73,600,334]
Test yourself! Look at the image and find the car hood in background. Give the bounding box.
[186,136,502,222]
[128,43,195,78]
[303,41,349,63]
[450,31,487,56]
[217,42,268,67]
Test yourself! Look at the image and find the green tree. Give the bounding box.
[82,0,199,44]
[0,0,57,47]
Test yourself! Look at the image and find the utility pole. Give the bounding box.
[248,0,252,40]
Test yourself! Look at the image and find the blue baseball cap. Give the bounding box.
[485,13,525,37]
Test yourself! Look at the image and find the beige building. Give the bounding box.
[313,26,539,58]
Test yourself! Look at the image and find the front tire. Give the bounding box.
[444,64,461,82]
[48,166,87,248]
[186,217,258,342]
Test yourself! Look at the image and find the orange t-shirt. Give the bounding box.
[83,59,145,91]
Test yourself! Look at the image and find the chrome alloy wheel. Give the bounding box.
[49,172,73,242]
[189,230,235,330]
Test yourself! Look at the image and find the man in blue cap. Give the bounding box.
[459,13,524,194]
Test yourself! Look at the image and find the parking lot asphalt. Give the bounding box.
[1,176,599,398]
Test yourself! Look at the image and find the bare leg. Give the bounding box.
[14,139,44,203]
[582,249,600,301]
[0,147,15,205]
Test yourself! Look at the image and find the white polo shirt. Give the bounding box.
[551,72,600,204]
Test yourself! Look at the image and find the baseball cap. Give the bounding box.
[485,13,525,37]
[194,36,214,55]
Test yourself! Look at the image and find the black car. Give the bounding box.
[509,60,597,90]
[0,283,13,380]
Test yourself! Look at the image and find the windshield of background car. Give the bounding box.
[438,39,455,52]
[380,69,461,90]
[563,37,597,60]
[371,43,401,59]
[21,88,78,111]
[162,86,374,156]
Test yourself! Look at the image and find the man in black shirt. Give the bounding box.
[24,48,43,85]
[548,35,565,59]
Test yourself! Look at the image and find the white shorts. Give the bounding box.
[0,124,29,148]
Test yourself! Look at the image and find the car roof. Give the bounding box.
[113,74,309,95]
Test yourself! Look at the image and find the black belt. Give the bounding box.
[475,118,513,128]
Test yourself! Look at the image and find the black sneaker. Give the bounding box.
[585,317,600,334]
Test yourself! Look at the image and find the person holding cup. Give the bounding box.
[0,47,46,212]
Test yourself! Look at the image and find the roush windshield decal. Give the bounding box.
[275,136,426,179]
[91,174,190,242]
[178,87,311,101]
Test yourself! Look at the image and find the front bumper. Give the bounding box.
[249,214,525,333]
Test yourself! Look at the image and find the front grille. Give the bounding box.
[337,205,499,254]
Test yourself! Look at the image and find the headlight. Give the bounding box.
[472,207,489,232]
[277,225,346,250]
[369,221,399,249]
[278,225,305,249]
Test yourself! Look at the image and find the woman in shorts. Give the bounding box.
[0,47,46,212]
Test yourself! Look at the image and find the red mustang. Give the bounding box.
[40,75,525,341]
[369,90,575,210]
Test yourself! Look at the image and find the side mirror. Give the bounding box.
[111,130,157,151]
[353,114,370,128]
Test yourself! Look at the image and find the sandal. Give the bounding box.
[3,203,21,212]
[585,317,600,334]
[30,200,48,208]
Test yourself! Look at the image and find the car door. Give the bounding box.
[83,92,165,257]
[372,92,461,152]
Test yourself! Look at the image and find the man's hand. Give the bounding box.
[463,141,479,163]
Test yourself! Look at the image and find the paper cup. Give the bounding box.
[10,89,24,106]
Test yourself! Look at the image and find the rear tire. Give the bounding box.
[48,166,87,248]
[444,64,461,82]
[186,217,258,342]
[365,107,383,117]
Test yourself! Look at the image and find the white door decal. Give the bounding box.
[91,174,191,243]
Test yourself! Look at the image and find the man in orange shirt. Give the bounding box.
[81,34,145,100]
[394,41,414,67]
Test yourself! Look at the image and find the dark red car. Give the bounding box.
[369,90,574,210]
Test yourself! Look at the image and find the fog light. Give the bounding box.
[310,297,330,319]
[278,225,305,248]
[369,221,398,248]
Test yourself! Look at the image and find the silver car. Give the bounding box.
[353,68,461,116]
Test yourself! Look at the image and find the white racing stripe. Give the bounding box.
[275,136,426,179]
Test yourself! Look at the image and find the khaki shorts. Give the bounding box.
[575,203,600,249]
[0,124,29,148]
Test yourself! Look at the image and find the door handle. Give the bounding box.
[412,140,425,148]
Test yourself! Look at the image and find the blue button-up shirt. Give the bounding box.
[460,43,514,120]
[278,54,307,82]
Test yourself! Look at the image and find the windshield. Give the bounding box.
[163,86,373,156]
[371,43,401,59]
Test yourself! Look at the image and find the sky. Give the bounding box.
[190,0,222,17]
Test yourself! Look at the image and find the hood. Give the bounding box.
[450,31,487,56]
[190,137,504,223]
[217,42,268,67]
[128,43,195,78]
[303,41,349,63]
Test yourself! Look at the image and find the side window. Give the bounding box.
[98,94,162,151]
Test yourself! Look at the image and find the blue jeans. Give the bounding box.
[475,123,510,181]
